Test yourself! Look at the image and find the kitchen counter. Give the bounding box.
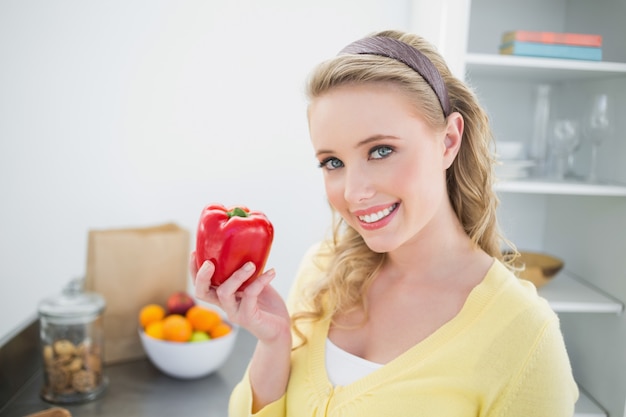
[0,322,256,417]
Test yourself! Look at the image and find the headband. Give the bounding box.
[339,36,451,117]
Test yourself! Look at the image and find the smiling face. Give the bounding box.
[308,82,462,254]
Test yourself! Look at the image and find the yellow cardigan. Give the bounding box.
[229,250,578,417]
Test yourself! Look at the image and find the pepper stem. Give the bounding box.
[227,207,249,218]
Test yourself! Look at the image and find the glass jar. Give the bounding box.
[38,278,108,404]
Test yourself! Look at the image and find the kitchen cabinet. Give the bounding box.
[411,0,626,415]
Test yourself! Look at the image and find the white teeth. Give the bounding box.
[358,204,396,224]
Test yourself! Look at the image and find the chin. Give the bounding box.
[361,236,398,254]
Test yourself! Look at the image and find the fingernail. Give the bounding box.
[199,260,212,272]
[244,262,255,272]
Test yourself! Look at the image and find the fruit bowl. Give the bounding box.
[139,322,238,379]
[515,251,564,288]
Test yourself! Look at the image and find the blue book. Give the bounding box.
[499,41,602,61]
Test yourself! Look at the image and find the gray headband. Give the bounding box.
[339,36,451,117]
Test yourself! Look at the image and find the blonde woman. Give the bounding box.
[192,30,578,416]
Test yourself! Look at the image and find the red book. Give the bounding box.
[502,30,602,47]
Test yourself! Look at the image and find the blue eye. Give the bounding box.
[319,157,344,170]
[369,146,394,159]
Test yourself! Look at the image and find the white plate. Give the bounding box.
[495,159,535,179]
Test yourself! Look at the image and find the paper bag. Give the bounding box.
[85,223,190,364]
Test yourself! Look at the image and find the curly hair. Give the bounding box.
[291,30,516,346]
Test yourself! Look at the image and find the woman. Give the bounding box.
[192,30,578,416]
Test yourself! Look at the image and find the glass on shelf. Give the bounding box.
[582,93,614,183]
[529,84,551,178]
[547,119,581,180]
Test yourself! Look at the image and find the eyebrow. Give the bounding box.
[315,134,400,157]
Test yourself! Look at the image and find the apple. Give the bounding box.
[166,291,195,316]
[190,331,211,342]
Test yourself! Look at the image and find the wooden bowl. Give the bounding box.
[515,251,564,288]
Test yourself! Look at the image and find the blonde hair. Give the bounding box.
[292,30,515,345]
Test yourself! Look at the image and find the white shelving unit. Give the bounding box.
[456,2,626,415]
[494,179,626,196]
[539,272,624,314]
[576,388,608,417]
[466,53,626,81]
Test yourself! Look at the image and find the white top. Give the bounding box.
[325,338,383,387]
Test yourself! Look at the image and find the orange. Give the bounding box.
[145,320,165,340]
[186,305,221,332]
[162,314,193,342]
[139,304,166,329]
[209,322,231,338]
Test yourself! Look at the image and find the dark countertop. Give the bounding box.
[0,325,256,417]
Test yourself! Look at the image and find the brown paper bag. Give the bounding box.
[85,223,190,364]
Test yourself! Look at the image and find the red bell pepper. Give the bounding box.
[195,204,274,290]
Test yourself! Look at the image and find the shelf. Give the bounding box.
[465,53,626,81]
[575,387,607,417]
[494,179,626,196]
[539,271,623,314]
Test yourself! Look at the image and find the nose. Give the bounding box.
[343,164,375,204]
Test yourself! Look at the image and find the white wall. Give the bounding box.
[0,0,411,341]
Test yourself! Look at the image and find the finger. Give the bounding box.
[199,286,221,306]
[216,261,256,296]
[194,260,215,299]
[241,268,276,299]
[194,279,219,302]
[189,251,199,283]
[194,262,223,307]
[238,269,276,319]
[216,262,256,314]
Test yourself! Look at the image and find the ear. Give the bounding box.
[442,112,464,170]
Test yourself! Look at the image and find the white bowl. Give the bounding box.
[138,323,238,379]
[496,141,526,160]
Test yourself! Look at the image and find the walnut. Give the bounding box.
[72,370,97,393]
[42,345,54,365]
[66,357,83,372]
[46,367,71,392]
[53,340,76,357]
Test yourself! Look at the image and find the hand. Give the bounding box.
[190,252,292,411]
[190,252,291,344]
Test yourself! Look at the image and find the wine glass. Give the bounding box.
[565,138,581,179]
[583,93,613,183]
[549,119,580,180]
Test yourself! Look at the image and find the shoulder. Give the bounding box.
[483,261,579,413]
[478,260,571,371]
[471,259,561,346]
[485,259,555,318]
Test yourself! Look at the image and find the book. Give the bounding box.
[502,30,602,47]
[499,41,602,61]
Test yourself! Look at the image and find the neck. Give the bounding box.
[384,206,480,284]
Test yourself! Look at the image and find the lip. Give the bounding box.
[353,202,399,231]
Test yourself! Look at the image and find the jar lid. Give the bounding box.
[38,278,106,320]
